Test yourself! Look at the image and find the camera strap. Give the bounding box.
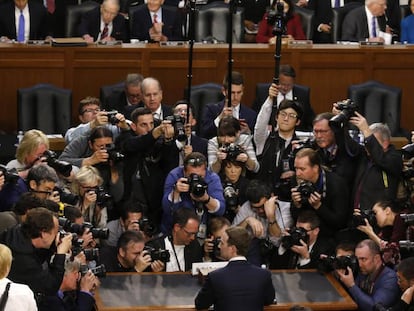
[168,236,183,272]
[0,282,11,311]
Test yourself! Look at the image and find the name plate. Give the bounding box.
[97,40,122,46]
[359,41,384,47]
[160,41,187,47]
[288,40,313,47]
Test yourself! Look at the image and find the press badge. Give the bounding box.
[282,159,290,172]
[198,223,207,239]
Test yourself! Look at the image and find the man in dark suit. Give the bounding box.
[146,207,203,272]
[0,0,48,41]
[130,0,183,42]
[79,0,128,43]
[138,77,173,120]
[200,71,258,139]
[341,0,388,42]
[195,226,275,311]
[102,73,144,120]
[252,65,314,132]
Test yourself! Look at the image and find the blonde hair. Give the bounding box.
[0,244,12,279]
[16,129,49,164]
[71,166,103,195]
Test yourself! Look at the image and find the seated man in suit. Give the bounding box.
[0,0,49,42]
[201,71,257,139]
[254,64,314,132]
[79,0,128,43]
[130,0,183,42]
[137,77,173,120]
[195,226,275,311]
[102,73,144,120]
[146,207,203,272]
[341,0,389,42]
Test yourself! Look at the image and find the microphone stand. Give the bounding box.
[185,0,197,144]
[269,1,285,138]
[226,0,238,107]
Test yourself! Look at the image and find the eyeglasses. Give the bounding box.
[82,108,100,114]
[182,227,198,237]
[313,129,331,135]
[127,94,141,99]
[185,157,206,166]
[279,111,297,120]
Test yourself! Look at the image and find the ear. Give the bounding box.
[88,140,93,150]
[29,179,37,190]
[295,119,301,127]
[313,227,320,236]
[173,223,180,233]
[130,122,137,132]
[221,87,227,97]
[119,247,126,258]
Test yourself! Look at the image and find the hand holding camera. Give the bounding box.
[336,266,356,288]
[264,196,278,221]
[80,270,100,294]
[56,231,73,255]
[134,249,153,272]
[349,111,371,137]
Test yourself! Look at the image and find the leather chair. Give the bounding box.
[65,1,100,37]
[400,5,410,19]
[295,6,314,40]
[195,2,245,43]
[100,81,125,110]
[17,84,72,135]
[184,83,224,134]
[348,80,407,137]
[331,2,362,42]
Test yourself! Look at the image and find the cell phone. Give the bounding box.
[239,118,246,124]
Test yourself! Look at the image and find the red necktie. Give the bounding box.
[153,14,158,24]
[47,0,55,14]
[101,24,109,39]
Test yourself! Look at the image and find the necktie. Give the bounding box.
[153,13,158,24]
[334,0,340,8]
[371,17,377,37]
[18,10,25,42]
[101,23,109,39]
[47,0,55,14]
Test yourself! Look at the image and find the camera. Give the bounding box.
[59,217,109,239]
[105,110,119,125]
[166,115,187,142]
[211,237,221,258]
[274,176,296,202]
[318,255,358,275]
[222,143,242,162]
[59,230,83,248]
[72,247,100,261]
[95,186,112,207]
[104,144,125,163]
[266,1,285,35]
[296,181,316,201]
[80,264,106,278]
[137,218,157,236]
[281,227,309,249]
[402,143,414,160]
[289,138,316,160]
[43,150,72,177]
[350,210,376,227]
[329,99,359,127]
[0,165,19,184]
[143,246,170,263]
[223,183,239,212]
[187,174,208,198]
[54,187,79,205]
[399,240,414,250]
[402,166,414,180]
[400,213,414,225]
[89,226,109,240]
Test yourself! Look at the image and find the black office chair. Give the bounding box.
[100,81,125,110]
[348,80,407,137]
[331,2,363,42]
[400,5,410,19]
[17,84,72,135]
[184,83,224,134]
[195,2,245,43]
[65,1,100,37]
[294,6,314,40]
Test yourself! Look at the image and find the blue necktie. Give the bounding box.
[18,10,25,42]
[371,17,377,37]
[334,0,340,8]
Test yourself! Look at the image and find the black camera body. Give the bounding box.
[211,237,221,258]
[223,183,239,211]
[80,264,106,278]
[43,150,72,177]
[137,218,157,236]
[222,143,242,162]
[351,210,376,227]
[144,246,170,263]
[166,115,187,142]
[95,186,112,207]
[266,1,285,35]
[187,174,208,198]
[0,164,19,184]
[104,144,125,163]
[319,255,358,275]
[58,217,109,240]
[106,110,119,125]
[281,227,309,249]
[329,100,359,127]
[296,181,316,201]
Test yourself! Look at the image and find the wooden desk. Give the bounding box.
[0,43,413,133]
[95,270,357,311]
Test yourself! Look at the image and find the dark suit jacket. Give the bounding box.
[130,5,183,41]
[342,5,386,41]
[146,235,203,272]
[200,101,258,139]
[40,291,95,311]
[102,90,142,120]
[78,6,128,42]
[136,102,173,120]
[0,1,48,40]
[195,260,275,311]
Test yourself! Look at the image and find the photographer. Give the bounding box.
[161,152,225,237]
[40,259,99,311]
[0,207,72,298]
[349,113,403,214]
[271,210,335,269]
[291,148,351,238]
[117,107,174,227]
[354,200,407,267]
[203,217,231,262]
[232,179,293,266]
[208,116,259,174]
[254,98,303,196]
[100,230,164,273]
[336,239,399,310]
